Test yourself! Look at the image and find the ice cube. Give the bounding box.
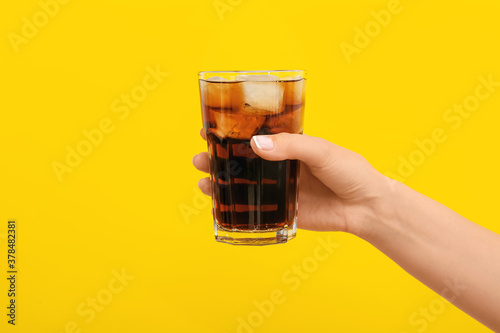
[236,75,280,82]
[283,78,304,106]
[265,108,303,134]
[279,75,302,81]
[236,75,284,113]
[206,76,227,82]
[200,80,244,109]
[211,109,266,140]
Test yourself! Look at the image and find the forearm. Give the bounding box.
[362,177,500,331]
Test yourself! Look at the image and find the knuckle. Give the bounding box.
[316,138,337,168]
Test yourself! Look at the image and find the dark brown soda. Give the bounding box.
[200,78,305,231]
[206,132,299,230]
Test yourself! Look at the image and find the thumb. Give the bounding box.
[251,133,379,197]
[251,133,344,170]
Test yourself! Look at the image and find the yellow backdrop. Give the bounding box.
[1,0,499,332]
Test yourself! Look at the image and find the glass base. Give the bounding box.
[214,219,297,246]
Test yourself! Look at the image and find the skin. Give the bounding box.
[193,131,500,331]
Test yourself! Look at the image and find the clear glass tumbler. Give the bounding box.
[199,70,306,245]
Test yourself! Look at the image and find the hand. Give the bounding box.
[194,130,500,331]
[193,130,391,237]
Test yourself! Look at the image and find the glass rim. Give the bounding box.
[198,70,306,77]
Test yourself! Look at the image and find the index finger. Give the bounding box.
[200,128,206,141]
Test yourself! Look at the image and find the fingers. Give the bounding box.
[193,152,210,173]
[195,131,210,196]
[198,177,211,196]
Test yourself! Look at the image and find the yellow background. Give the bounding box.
[1,0,499,332]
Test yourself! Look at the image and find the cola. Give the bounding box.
[199,72,305,244]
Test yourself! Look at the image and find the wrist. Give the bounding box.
[350,175,404,243]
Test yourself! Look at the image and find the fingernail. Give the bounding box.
[192,154,198,164]
[253,136,274,150]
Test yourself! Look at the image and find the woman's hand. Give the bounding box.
[193,131,392,238]
[193,130,500,330]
